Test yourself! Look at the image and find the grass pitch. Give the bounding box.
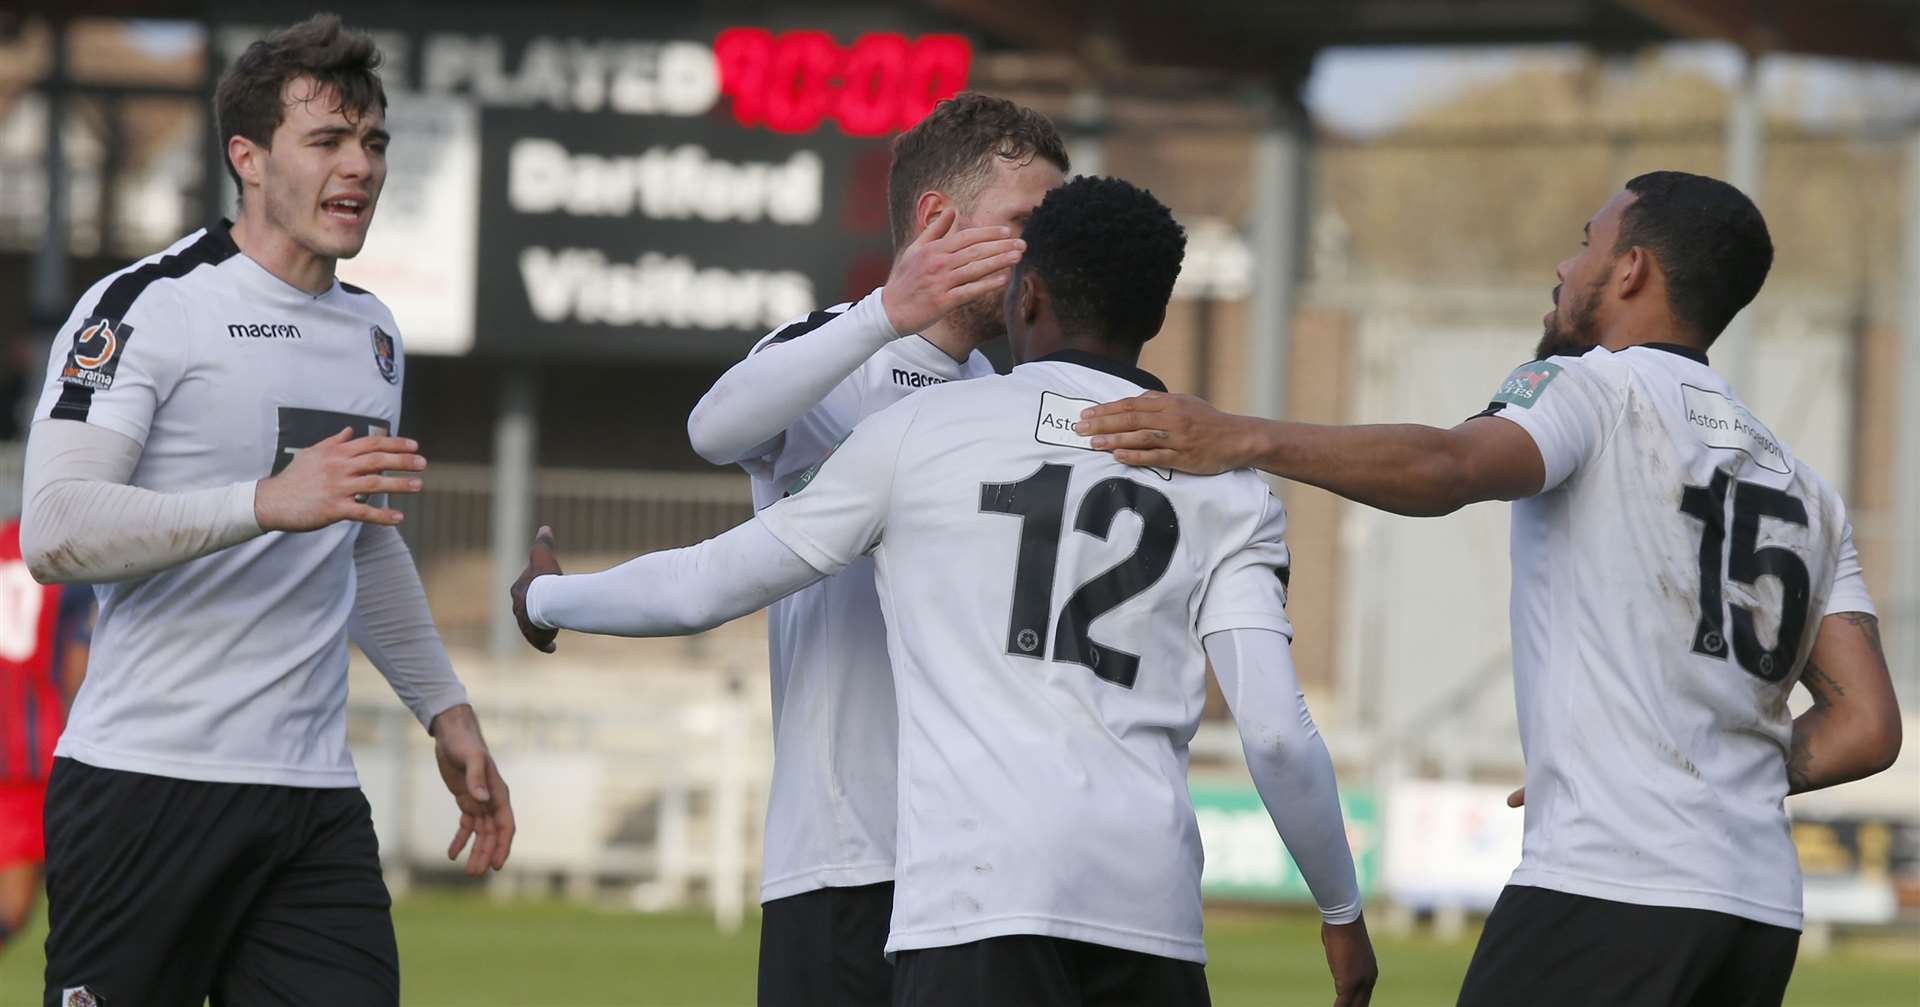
[1,891,1913,1005]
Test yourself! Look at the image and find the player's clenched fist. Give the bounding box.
[880,208,1026,336]
[510,525,563,653]
[254,427,426,531]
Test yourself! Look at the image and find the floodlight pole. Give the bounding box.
[1246,77,1310,424]
[1065,86,1106,179]
[1718,51,1764,397]
[490,368,539,661]
[29,18,70,341]
[1894,123,1920,684]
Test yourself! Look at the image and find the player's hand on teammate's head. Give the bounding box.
[1322,914,1379,1007]
[254,426,427,532]
[430,703,515,876]
[879,206,1026,337]
[510,525,563,654]
[1075,392,1263,476]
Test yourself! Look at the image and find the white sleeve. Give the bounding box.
[1480,354,1623,492]
[1196,490,1294,639]
[19,418,261,584]
[349,523,470,730]
[1824,518,1877,618]
[525,518,825,636]
[752,395,916,575]
[1204,628,1361,924]
[686,289,898,467]
[33,278,189,446]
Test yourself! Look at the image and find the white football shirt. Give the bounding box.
[757,351,1294,962]
[31,224,409,788]
[731,299,994,902]
[1486,343,1874,930]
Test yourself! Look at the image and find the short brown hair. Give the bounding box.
[214,13,387,197]
[887,92,1068,250]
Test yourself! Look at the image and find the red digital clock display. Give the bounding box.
[715,28,972,137]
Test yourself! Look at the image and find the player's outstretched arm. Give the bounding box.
[1076,392,1544,516]
[1205,628,1376,1006]
[685,208,1022,465]
[511,520,827,652]
[1787,611,1902,795]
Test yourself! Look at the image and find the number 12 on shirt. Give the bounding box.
[979,463,1180,689]
[1679,467,1811,683]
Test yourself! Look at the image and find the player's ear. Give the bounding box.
[228,136,266,193]
[1617,245,1651,298]
[914,190,949,236]
[1017,271,1042,324]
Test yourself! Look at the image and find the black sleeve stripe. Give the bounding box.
[339,280,372,296]
[1277,563,1291,592]
[1469,402,1508,421]
[87,226,238,324]
[46,226,238,423]
[756,308,847,353]
[49,384,93,422]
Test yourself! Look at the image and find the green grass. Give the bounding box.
[2,891,1913,1005]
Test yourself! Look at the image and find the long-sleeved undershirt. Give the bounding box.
[524,522,1362,922]
[21,416,467,730]
[685,288,898,465]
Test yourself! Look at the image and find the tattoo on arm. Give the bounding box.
[1801,658,1845,706]
[1786,719,1817,795]
[1838,611,1884,662]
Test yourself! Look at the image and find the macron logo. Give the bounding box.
[892,368,947,388]
[228,323,303,340]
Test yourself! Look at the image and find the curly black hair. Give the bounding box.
[1019,176,1186,347]
[1616,171,1772,344]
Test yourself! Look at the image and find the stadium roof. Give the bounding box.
[6,0,1918,67]
[925,0,1920,69]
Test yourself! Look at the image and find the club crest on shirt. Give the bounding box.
[1490,360,1563,408]
[59,317,135,391]
[370,325,398,384]
[62,987,101,1007]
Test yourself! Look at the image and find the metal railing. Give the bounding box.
[393,463,754,575]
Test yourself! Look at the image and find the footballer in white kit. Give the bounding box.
[1073,171,1901,1007]
[679,93,1063,1006]
[517,177,1375,1007]
[20,19,513,1007]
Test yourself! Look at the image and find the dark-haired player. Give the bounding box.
[1076,171,1902,1006]
[683,92,1060,1005]
[517,176,1376,1006]
[20,15,512,1006]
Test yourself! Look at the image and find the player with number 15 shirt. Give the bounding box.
[1073,171,1900,1007]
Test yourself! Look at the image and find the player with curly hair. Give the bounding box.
[516,176,1377,1006]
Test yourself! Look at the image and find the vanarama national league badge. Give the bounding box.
[370,325,398,384]
[1490,361,1562,408]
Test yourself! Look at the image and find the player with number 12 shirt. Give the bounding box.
[515,177,1376,1006]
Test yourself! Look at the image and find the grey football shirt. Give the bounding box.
[31,224,407,788]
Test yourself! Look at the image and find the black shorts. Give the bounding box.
[41,758,399,1007]
[759,881,895,1006]
[1457,885,1799,1007]
[892,934,1210,1007]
